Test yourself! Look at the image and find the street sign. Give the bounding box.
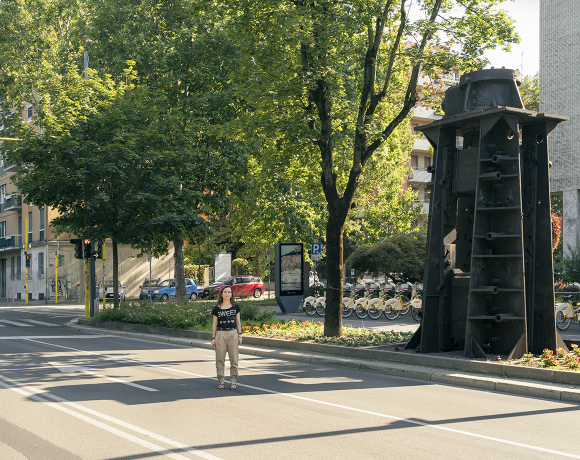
[311,243,322,261]
[266,249,271,262]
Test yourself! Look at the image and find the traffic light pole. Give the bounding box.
[24,204,30,305]
[89,242,96,317]
[55,253,58,304]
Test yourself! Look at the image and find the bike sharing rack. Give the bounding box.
[405,68,569,358]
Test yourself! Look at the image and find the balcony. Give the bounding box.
[0,234,22,251]
[4,194,21,211]
[3,159,17,173]
[413,137,432,152]
[408,169,432,183]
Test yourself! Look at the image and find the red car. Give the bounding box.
[202,276,264,299]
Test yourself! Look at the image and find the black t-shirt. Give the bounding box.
[212,304,241,330]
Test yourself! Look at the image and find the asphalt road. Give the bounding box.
[1,304,580,459]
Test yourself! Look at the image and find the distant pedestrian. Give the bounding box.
[211,286,242,389]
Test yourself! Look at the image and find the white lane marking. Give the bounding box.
[20,319,61,327]
[48,362,158,392]
[0,374,221,460]
[24,338,580,459]
[0,336,104,340]
[201,354,296,378]
[0,319,34,327]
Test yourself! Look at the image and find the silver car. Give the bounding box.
[98,280,126,301]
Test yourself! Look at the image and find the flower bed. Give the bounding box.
[508,344,580,371]
[242,319,413,347]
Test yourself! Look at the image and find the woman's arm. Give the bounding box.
[211,315,217,347]
[236,311,242,345]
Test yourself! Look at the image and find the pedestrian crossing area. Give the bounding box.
[0,319,60,327]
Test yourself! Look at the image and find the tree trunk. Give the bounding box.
[323,204,349,336]
[173,237,186,298]
[113,239,119,308]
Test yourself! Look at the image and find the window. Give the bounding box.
[39,208,44,241]
[411,155,418,169]
[27,104,33,120]
[38,252,44,278]
[10,257,14,280]
[28,211,32,244]
[425,188,431,201]
[0,221,6,238]
[16,255,21,280]
[424,157,431,170]
[0,184,6,204]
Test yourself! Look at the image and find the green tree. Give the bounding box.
[228,0,519,336]
[519,73,539,111]
[6,67,182,307]
[346,231,426,282]
[82,0,247,298]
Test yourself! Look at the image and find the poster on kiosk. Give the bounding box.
[275,243,304,313]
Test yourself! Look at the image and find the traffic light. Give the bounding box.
[84,238,92,259]
[93,241,103,259]
[25,252,31,268]
[57,254,65,267]
[70,239,83,259]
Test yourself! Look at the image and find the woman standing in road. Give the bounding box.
[211,286,242,389]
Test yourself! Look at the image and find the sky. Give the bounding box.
[483,0,540,76]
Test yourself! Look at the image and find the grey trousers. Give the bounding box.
[215,330,239,384]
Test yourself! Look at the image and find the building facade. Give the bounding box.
[540,0,580,252]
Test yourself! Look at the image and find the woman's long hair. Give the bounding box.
[217,286,236,307]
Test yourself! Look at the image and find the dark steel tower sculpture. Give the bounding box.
[406,68,568,359]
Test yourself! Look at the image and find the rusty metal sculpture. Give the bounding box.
[406,68,568,359]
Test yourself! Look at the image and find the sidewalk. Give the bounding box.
[69,318,580,404]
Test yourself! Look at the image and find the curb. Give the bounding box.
[70,319,580,403]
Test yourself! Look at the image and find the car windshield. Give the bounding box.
[143,279,160,287]
[102,281,120,288]
[158,279,172,287]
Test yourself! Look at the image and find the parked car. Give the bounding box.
[139,278,161,300]
[98,280,126,302]
[149,278,198,301]
[201,276,264,299]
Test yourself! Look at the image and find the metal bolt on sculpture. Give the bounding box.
[405,68,568,359]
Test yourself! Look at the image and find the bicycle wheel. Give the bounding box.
[411,305,422,322]
[355,305,368,319]
[304,301,316,316]
[315,304,326,316]
[342,305,353,318]
[367,305,383,319]
[384,304,400,320]
[556,311,571,331]
[398,296,411,315]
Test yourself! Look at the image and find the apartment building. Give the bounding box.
[540,0,580,254]
[0,105,176,301]
[407,70,460,215]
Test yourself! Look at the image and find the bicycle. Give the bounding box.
[303,284,326,316]
[354,287,382,319]
[555,295,580,331]
[383,282,422,320]
[365,288,393,319]
[342,286,367,318]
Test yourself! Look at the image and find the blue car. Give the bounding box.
[149,278,198,301]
